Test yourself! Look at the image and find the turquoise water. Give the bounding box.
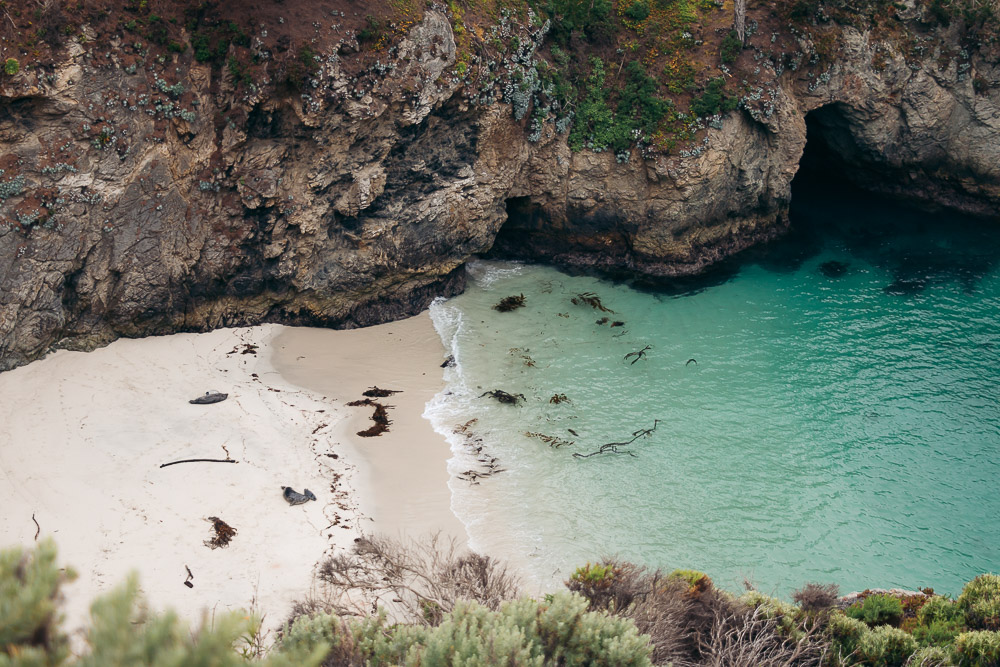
[426,185,1000,597]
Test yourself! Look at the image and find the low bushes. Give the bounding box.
[847,593,905,627]
[5,539,1000,667]
[958,575,1000,631]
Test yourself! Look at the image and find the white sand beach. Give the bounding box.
[0,313,462,645]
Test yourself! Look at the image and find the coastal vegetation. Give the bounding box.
[5,539,1000,665]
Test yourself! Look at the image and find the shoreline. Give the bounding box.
[271,312,467,545]
[0,315,467,647]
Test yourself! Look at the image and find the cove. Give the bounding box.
[427,174,1000,597]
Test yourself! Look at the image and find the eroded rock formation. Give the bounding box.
[0,4,997,370]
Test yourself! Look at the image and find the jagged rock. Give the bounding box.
[0,9,998,371]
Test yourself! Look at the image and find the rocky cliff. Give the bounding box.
[0,0,998,370]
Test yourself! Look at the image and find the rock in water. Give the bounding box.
[820,261,849,278]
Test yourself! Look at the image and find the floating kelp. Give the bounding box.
[573,420,661,459]
[363,386,402,398]
[572,292,613,312]
[205,516,236,549]
[479,389,525,405]
[525,431,574,448]
[441,355,456,368]
[509,347,536,367]
[493,294,526,312]
[453,419,505,484]
[610,321,625,327]
[596,317,609,325]
[624,345,652,365]
[549,393,570,404]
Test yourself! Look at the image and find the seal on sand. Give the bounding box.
[282,486,317,505]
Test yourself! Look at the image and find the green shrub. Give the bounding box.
[922,597,966,626]
[847,594,905,627]
[668,569,710,588]
[908,645,956,666]
[545,0,614,44]
[720,30,742,64]
[3,58,18,76]
[954,631,1000,666]
[828,612,870,662]
[281,592,653,666]
[624,0,651,21]
[740,590,801,638]
[915,619,966,648]
[0,539,75,664]
[958,575,1000,631]
[689,77,738,118]
[855,625,918,666]
[0,541,322,666]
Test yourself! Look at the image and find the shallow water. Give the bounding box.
[427,183,1000,597]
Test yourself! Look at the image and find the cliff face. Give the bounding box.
[0,2,998,370]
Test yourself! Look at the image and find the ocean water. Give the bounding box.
[426,182,1000,597]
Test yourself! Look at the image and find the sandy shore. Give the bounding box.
[272,312,466,544]
[0,314,463,645]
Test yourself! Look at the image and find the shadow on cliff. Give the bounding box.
[523,107,1000,300]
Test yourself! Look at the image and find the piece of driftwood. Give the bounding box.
[479,390,525,405]
[441,355,456,368]
[572,292,613,312]
[160,458,236,468]
[573,420,661,459]
[363,386,402,398]
[32,513,39,541]
[624,345,652,365]
[493,294,526,312]
[205,517,236,549]
[184,565,194,588]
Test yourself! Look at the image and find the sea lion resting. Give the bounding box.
[282,486,317,505]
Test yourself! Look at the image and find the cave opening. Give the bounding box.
[786,104,1000,294]
[488,196,554,263]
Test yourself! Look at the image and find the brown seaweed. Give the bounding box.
[525,431,574,448]
[362,386,402,398]
[572,292,613,312]
[479,390,525,405]
[205,516,237,549]
[493,294,526,312]
[573,420,661,459]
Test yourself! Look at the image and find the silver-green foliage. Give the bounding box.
[0,539,75,667]
[958,575,1000,631]
[908,645,956,666]
[954,630,1000,666]
[281,591,652,667]
[855,625,918,667]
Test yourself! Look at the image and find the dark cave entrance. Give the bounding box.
[488,196,554,261]
[782,105,1000,295]
[791,104,871,197]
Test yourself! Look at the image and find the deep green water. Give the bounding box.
[426,182,1000,597]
